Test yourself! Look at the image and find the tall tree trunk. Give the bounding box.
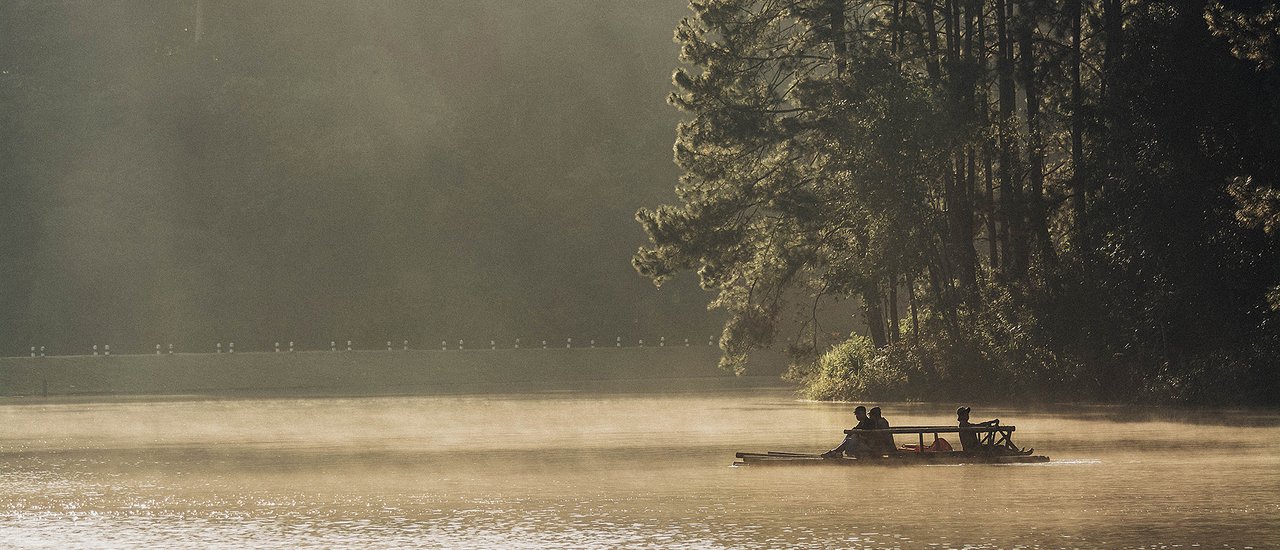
[1068,0,1086,251]
[908,275,921,343]
[985,149,998,269]
[862,282,888,348]
[967,146,979,274]
[888,274,901,343]
[938,0,977,294]
[978,0,999,271]
[962,0,975,66]
[830,0,847,75]
[944,0,958,65]
[1017,0,1055,268]
[962,150,978,288]
[891,0,903,63]
[947,151,978,294]
[928,255,960,338]
[922,0,942,81]
[1102,0,1123,103]
[996,0,1025,280]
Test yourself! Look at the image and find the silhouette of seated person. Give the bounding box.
[823,405,873,457]
[956,406,999,453]
[867,406,895,452]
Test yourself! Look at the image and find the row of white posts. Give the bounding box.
[40,336,721,357]
[441,336,715,350]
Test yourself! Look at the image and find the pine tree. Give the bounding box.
[637,0,1280,404]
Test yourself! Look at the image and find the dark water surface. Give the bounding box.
[1,388,1277,548]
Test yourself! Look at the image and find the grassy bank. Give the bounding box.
[0,347,789,398]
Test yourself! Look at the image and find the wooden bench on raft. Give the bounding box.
[842,425,1025,454]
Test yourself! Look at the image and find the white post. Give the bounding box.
[104,344,110,356]
[168,343,174,354]
[616,336,621,348]
[331,341,336,352]
[289,341,295,353]
[515,338,520,349]
[40,346,45,357]
[346,340,352,352]
[566,337,572,349]
[155,344,161,355]
[403,340,409,351]
[590,339,595,348]
[541,340,547,349]
[30,346,35,358]
[490,340,496,350]
[216,342,222,354]
[458,339,463,350]
[387,341,392,351]
[709,335,715,346]
[441,340,447,350]
[275,342,280,353]
[684,338,689,347]
[638,339,644,347]
[660,336,665,347]
[92,344,98,356]
[229,342,234,353]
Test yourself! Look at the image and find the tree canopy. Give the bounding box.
[636,0,1280,404]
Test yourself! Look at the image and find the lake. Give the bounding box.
[1,388,1277,548]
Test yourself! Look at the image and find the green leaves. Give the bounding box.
[636,0,945,372]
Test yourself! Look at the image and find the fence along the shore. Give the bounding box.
[18,335,722,358]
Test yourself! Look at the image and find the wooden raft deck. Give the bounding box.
[734,425,1050,466]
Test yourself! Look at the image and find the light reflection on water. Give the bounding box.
[1,390,1278,548]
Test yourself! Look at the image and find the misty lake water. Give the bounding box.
[1,385,1277,548]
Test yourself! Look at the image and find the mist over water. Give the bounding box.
[2,384,1277,548]
[2,2,1278,547]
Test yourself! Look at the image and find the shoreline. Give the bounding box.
[0,347,790,400]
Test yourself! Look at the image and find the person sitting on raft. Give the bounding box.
[957,406,999,452]
[822,405,873,457]
[868,406,895,452]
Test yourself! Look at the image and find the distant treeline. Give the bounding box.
[635,0,1280,404]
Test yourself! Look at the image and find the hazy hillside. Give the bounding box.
[0,1,728,355]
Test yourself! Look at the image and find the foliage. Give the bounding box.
[794,335,912,401]
[637,0,1280,404]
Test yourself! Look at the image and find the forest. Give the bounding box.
[635,0,1280,404]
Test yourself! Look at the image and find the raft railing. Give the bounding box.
[842,425,1022,453]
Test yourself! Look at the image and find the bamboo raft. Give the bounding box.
[734,425,1050,466]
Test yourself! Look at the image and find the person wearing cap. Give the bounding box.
[956,406,999,452]
[822,405,873,457]
[868,406,895,451]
